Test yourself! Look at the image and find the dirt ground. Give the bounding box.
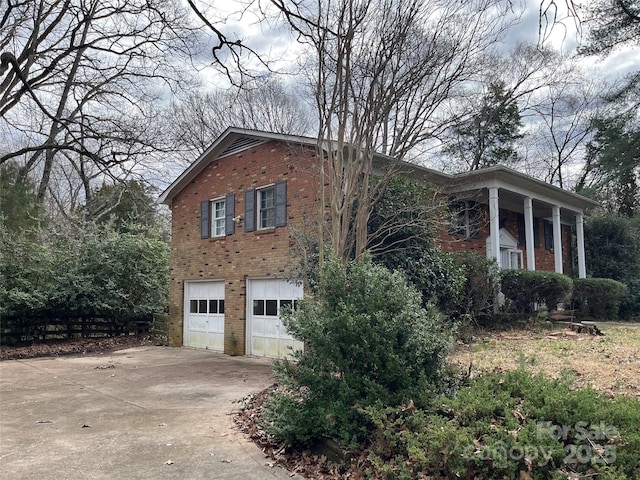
[449,323,640,398]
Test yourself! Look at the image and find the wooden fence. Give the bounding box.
[0,315,154,346]
[149,313,169,346]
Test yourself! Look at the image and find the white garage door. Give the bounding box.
[184,281,225,351]
[247,279,304,358]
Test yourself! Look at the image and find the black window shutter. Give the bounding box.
[275,181,287,227]
[244,189,255,232]
[517,213,525,245]
[544,220,554,250]
[225,193,235,235]
[533,217,540,248]
[200,200,210,239]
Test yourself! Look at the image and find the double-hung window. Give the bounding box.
[244,181,287,232]
[200,193,235,239]
[258,186,276,229]
[448,200,482,239]
[212,198,226,237]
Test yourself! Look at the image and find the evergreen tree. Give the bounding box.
[579,0,640,57]
[0,162,46,236]
[86,180,159,233]
[579,79,640,216]
[447,81,524,171]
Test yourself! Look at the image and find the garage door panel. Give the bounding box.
[209,316,224,333]
[281,338,304,355]
[264,338,280,358]
[252,337,264,354]
[265,319,280,336]
[184,281,225,352]
[248,279,303,358]
[264,281,279,298]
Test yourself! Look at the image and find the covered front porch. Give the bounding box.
[442,167,600,278]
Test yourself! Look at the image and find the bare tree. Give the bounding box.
[537,0,640,53]
[439,44,574,172]
[0,0,214,210]
[526,68,602,188]
[269,0,520,262]
[166,77,314,164]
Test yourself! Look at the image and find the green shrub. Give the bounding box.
[584,214,640,320]
[619,279,640,320]
[360,368,640,479]
[451,252,500,322]
[380,248,465,315]
[0,220,169,341]
[501,270,573,314]
[573,278,629,320]
[259,255,453,447]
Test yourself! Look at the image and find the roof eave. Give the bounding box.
[157,128,319,205]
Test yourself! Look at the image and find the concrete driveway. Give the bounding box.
[0,346,300,480]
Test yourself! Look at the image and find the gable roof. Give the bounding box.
[158,127,599,213]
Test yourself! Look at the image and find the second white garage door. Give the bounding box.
[247,278,304,358]
[184,281,225,351]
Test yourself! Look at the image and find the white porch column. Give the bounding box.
[524,197,536,271]
[552,205,563,274]
[489,187,501,268]
[576,213,586,278]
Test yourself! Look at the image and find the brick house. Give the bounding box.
[158,127,598,356]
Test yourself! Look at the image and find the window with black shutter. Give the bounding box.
[544,219,554,250]
[517,213,526,245]
[225,193,235,235]
[244,189,255,232]
[201,195,235,238]
[200,200,210,238]
[245,181,287,231]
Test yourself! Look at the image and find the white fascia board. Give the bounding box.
[444,169,598,214]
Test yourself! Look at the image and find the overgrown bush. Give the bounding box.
[259,255,453,447]
[0,220,169,341]
[619,279,640,320]
[450,252,500,323]
[572,278,629,320]
[381,248,465,315]
[362,368,640,479]
[584,214,640,319]
[501,270,573,314]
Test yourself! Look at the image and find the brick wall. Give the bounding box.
[168,141,320,353]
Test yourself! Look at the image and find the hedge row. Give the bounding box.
[500,270,628,320]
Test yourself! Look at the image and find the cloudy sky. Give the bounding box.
[194,0,638,88]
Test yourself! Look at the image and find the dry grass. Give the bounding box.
[449,324,640,398]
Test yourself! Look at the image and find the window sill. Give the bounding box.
[204,235,227,242]
[255,227,277,235]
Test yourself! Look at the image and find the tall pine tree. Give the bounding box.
[447,81,524,171]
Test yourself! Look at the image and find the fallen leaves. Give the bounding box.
[0,334,155,361]
[450,326,640,397]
